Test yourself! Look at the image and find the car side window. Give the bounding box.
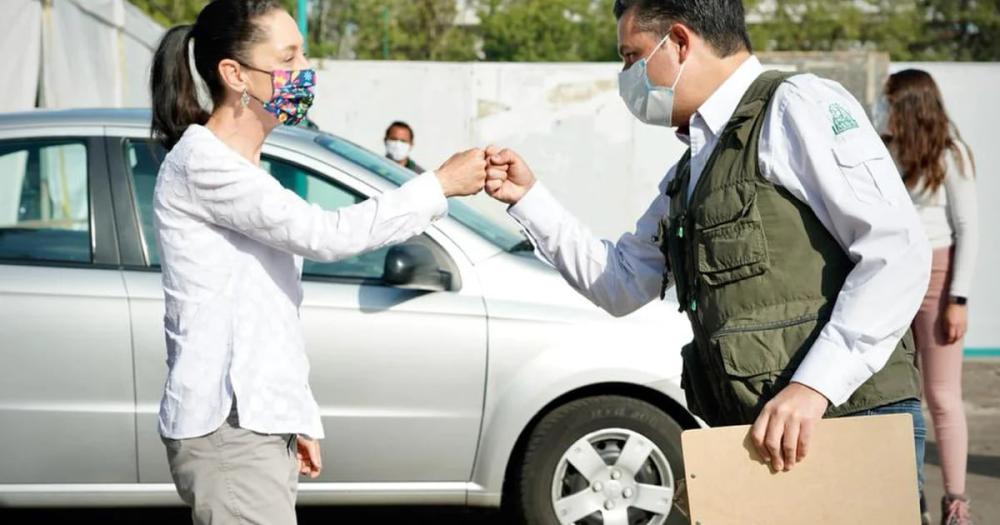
[124,139,442,283]
[0,139,91,264]
[125,139,162,264]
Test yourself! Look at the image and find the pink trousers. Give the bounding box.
[912,247,968,496]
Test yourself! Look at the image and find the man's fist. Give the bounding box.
[484,146,536,205]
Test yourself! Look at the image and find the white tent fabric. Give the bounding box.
[1,0,42,112]
[41,0,120,108]
[0,1,161,233]
[2,0,164,111]
[121,1,167,106]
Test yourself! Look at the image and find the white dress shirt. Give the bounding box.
[509,56,931,407]
[154,125,447,440]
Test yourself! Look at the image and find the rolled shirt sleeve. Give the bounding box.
[508,178,670,317]
[759,75,932,406]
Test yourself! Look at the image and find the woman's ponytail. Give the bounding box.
[149,1,283,150]
[150,25,209,151]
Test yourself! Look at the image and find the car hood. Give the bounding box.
[475,250,693,353]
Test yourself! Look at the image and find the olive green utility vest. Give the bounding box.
[659,71,921,426]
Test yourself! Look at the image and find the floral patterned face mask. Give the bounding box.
[242,64,316,126]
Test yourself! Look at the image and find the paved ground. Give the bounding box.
[6,361,998,524]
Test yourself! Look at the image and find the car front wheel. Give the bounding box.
[506,395,688,525]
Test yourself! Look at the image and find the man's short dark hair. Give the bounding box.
[385,121,414,142]
[613,0,752,57]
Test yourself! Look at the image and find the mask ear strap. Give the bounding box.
[237,63,272,106]
[671,60,688,90]
[647,31,673,60]
[668,30,688,90]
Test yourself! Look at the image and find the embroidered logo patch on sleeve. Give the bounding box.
[829,102,860,135]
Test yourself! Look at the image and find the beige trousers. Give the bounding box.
[162,406,299,525]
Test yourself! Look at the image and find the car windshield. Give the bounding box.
[315,134,532,253]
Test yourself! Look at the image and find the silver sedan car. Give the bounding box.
[0,109,696,525]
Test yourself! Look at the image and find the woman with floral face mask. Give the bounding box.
[149,2,487,523]
[877,70,979,525]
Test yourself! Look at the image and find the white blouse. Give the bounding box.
[906,143,979,298]
[154,125,447,440]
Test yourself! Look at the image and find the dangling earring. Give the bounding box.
[240,88,250,108]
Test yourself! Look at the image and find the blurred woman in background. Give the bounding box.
[876,69,979,525]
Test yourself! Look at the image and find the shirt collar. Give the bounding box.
[675,55,764,142]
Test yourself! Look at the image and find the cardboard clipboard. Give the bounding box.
[681,413,919,525]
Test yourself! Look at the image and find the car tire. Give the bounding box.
[505,395,688,525]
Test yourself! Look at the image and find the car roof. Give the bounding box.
[0,107,319,149]
[0,107,153,129]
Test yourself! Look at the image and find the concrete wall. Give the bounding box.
[309,59,685,238]
[308,59,999,349]
[758,51,891,110]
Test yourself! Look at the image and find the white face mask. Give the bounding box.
[618,33,687,127]
[872,95,890,136]
[385,139,412,161]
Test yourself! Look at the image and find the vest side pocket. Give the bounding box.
[713,333,787,423]
[713,318,821,423]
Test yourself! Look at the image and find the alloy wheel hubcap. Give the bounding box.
[551,428,675,525]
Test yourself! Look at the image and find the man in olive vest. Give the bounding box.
[484,0,932,509]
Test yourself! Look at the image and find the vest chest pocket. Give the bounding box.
[694,182,770,286]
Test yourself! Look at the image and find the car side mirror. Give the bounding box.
[382,243,451,292]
